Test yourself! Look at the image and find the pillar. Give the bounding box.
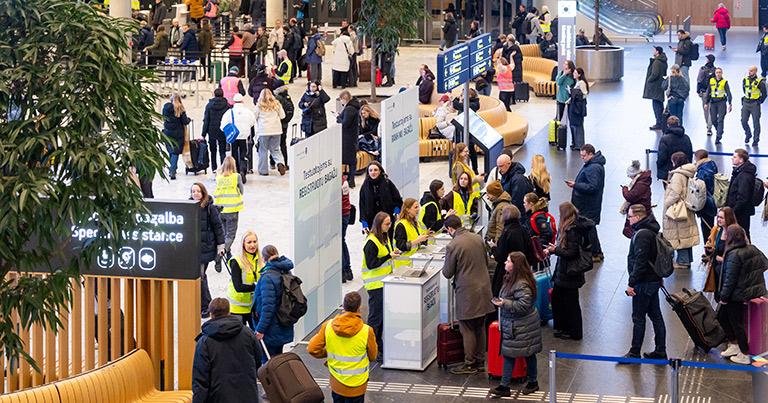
[109,0,133,19]
[266,0,284,28]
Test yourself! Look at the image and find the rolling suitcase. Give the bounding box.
[534,268,553,325]
[704,33,715,50]
[358,60,372,82]
[747,297,768,355]
[289,123,303,146]
[556,104,569,150]
[548,120,559,145]
[185,120,210,175]
[437,282,464,368]
[661,287,725,351]
[257,340,324,403]
[182,120,195,169]
[514,82,530,102]
[488,320,527,380]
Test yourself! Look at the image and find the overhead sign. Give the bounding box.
[437,33,493,93]
[381,87,420,200]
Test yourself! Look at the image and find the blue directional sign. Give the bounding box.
[437,33,493,93]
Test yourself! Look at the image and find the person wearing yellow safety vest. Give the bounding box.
[741,66,767,146]
[451,143,484,191]
[705,67,733,145]
[441,171,480,218]
[308,291,378,402]
[758,26,768,78]
[393,199,432,267]
[539,5,552,35]
[190,183,225,319]
[419,179,455,232]
[361,212,401,361]
[227,230,261,328]
[275,49,293,85]
[213,156,244,272]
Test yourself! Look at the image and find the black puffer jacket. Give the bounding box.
[337,98,360,167]
[571,151,606,224]
[162,102,191,154]
[299,89,331,136]
[720,243,768,303]
[726,160,757,217]
[192,315,261,403]
[656,125,693,180]
[499,162,533,213]
[198,199,225,264]
[552,215,593,289]
[202,96,230,139]
[627,214,662,287]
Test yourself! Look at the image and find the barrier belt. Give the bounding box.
[646,149,768,158]
[555,351,768,373]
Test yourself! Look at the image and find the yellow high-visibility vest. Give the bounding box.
[226,254,260,314]
[393,219,424,268]
[452,160,481,192]
[743,76,763,100]
[277,59,293,85]
[709,77,728,99]
[418,200,442,231]
[361,235,393,291]
[325,321,370,387]
[451,190,479,217]
[213,173,244,213]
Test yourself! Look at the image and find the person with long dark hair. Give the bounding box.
[419,179,453,232]
[704,207,737,296]
[190,182,225,318]
[492,205,534,297]
[568,67,589,150]
[299,81,331,137]
[417,65,436,104]
[359,161,403,236]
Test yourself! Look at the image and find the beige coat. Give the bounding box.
[486,192,512,242]
[662,163,700,249]
[441,228,495,321]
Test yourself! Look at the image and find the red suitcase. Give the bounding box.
[747,297,768,355]
[704,33,715,50]
[437,283,464,368]
[488,320,527,380]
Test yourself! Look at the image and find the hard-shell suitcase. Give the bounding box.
[548,120,559,145]
[359,60,372,82]
[661,287,725,351]
[534,269,553,325]
[437,282,464,368]
[556,124,568,150]
[514,82,530,102]
[289,123,303,146]
[257,339,324,403]
[747,297,768,355]
[704,33,715,50]
[488,320,527,380]
[182,120,195,169]
[185,138,210,174]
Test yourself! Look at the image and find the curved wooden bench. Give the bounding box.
[520,44,541,58]
[518,44,557,97]
[0,383,60,403]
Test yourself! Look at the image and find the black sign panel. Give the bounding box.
[436,33,494,93]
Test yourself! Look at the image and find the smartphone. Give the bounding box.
[624,290,631,296]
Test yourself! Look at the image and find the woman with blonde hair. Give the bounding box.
[394,198,431,262]
[358,104,381,159]
[528,155,551,200]
[227,230,262,328]
[254,88,287,176]
[161,93,190,180]
[213,156,244,272]
[451,143,483,191]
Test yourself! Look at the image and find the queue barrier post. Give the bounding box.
[670,358,681,403]
[548,350,557,403]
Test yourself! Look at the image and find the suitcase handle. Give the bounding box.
[259,338,271,361]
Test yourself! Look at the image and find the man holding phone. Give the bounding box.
[565,144,606,263]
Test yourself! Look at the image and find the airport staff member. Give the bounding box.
[361,212,400,362]
[741,66,766,146]
[706,67,733,145]
[394,199,432,266]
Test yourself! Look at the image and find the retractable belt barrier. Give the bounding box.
[645,148,768,169]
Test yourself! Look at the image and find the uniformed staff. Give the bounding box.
[441,171,480,218]
[758,25,768,78]
[741,66,767,146]
[276,49,293,85]
[226,231,261,328]
[393,199,432,267]
[419,179,455,232]
[213,156,244,272]
[706,67,733,145]
[451,143,483,192]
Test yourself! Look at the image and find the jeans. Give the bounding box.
[630,281,666,355]
[501,354,537,386]
[200,263,211,314]
[232,139,249,177]
[667,98,685,125]
[717,27,728,46]
[680,65,690,85]
[717,302,749,353]
[332,392,365,403]
[569,124,585,149]
[209,132,227,172]
[477,85,491,96]
[676,247,692,265]
[257,135,284,175]
[652,99,664,126]
[166,144,179,175]
[709,101,727,140]
[341,214,351,276]
[742,100,761,143]
[458,316,486,366]
[261,342,284,364]
[368,288,384,353]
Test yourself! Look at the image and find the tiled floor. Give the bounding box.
[150,31,767,401]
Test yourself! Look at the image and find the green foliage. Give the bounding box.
[0,0,166,370]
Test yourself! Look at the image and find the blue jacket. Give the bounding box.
[571,151,606,224]
[306,34,324,64]
[254,257,295,346]
[696,159,718,217]
[181,29,200,57]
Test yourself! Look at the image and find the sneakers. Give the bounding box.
[643,351,668,359]
[745,135,752,144]
[720,343,740,358]
[277,163,286,176]
[450,364,479,375]
[707,128,713,136]
[730,352,750,365]
[522,381,539,395]
[489,385,511,397]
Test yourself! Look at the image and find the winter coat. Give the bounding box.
[135,27,154,50]
[492,218,534,297]
[198,27,213,54]
[359,175,403,228]
[498,280,542,358]
[711,7,731,29]
[721,243,768,303]
[331,35,353,72]
[192,315,261,403]
[555,72,575,104]
[268,25,284,49]
[443,19,458,44]
[337,98,361,166]
[359,117,379,141]
[202,96,230,139]
[643,53,668,101]
[199,199,225,264]
[250,0,265,22]
[627,214,662,287]
[675,34,693,67]
[539,38,557,61]
[254,104,285,136]
[662,163,700,249]
[571,151,606,224]
[486,192,512,242]
[552,215,593,288]
[247,73,280,102]
[568,88,587,126]
[726,161,757,217]
[299,89,331,136]
[696,159,718,217]
[662,75,690,101]
[417,73,436,104]
[254,257,296,347]
[219,103,256,141]
[162,102,191,154]
[441,228,495,321]
[254,33,269,55]
[146,31,170,57]
[621,170,653,238]
[656,126,693,180]
[274,90,293,129]
[151,3,168,27]
[306,34,324,64]
[186,0,205,19]
[181,29,201,57]
[499,162,533,213]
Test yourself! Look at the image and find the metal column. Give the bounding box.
[548,350,557,403]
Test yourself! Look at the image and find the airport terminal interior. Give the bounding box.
[4,0,768,402]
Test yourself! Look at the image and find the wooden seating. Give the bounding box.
[519,44,557,97]
[0,383,60,403]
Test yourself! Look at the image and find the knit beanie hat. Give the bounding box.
[487,181,503,198]
[626,160,641,178]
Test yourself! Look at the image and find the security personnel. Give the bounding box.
[276,49,293,85]
[393,199,431,267]
[308,292,378,401]
[758,25,768,78]
[742,66,767,146]
[361,212,400,359]
[707,67,733,144]
[226,231,261,328]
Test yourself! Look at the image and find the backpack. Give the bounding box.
[689,43,700,61]
[277,93,294,123]
[529,211,557,244]
[685,175,707,212]
[276,272,308,326]
[315,39,326,57]
[713,173,730,207]
[753,177,766,206]
[522,17,533,35]
[639,229,675,278]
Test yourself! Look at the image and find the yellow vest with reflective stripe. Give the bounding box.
[393,219,423,268]
[214,173,244,213]
[709,77,728,99]
[227,254,260,314]
[451,190,479,217]
[540,14,551,33]
[132,0,140,10]
[744,76,763,100]
[418,200,442,231]
[452,160,481,192]
[361,235,393,291]
[325,321,370,387]
[277,59,293,84]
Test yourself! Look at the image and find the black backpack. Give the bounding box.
[689,43,700,61]
[522,17,533,35]
[277,93,294,123]
[276,272,308,326]
[753,177,766,206]
[639,229,675,278]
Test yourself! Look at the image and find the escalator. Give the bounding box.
[578,0,663,38]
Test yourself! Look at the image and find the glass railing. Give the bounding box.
[577,0,663,37]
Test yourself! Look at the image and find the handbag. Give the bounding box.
[223,109,239,144]
[665,200,688,221]
[428,127,444,139]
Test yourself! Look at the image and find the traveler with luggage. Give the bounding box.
[643,47,668,131]
[253,89,287,176]
[308,291,378,403]
[694,150,719,245]
[485,181,513,243]
[705,67,732,145]
[656,116,693,181]
[662,152,700,270]
[213,156,244,273]
[201,89,229,173]
[192,298,261,403]
[663,65,690,124]
[253,245,296,362]
[219,93,256,181]
[441,215,495,375]
[697,55,717,136]
[190,182,225,319]
[227,230,261,328]
[299,81,331,138]
[358,105,381,162]
[488,251,542,397]
[568,68,589,151]
[555,60,575,121]
[565,144,605,262]
[161,93,191,180]
[419,179,452,232]
[493,205,535,298]
[306,27,325,83]
[711,3,731,51]
[620,161,652,239]
[703,206,737,296]
[718,224,768,364]
[332,31,354,88]
[671,30,694,83]
[726,149,758,239]
[359,161,403,236]
[741,66,766,146]
[622,204,667,360]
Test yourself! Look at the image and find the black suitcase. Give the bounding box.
[186,139,209,174]
[661,286,725,351]
[257,340,324,403]
[556,124,567,151]
[514,82,530,102]
[289,123,303,146]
